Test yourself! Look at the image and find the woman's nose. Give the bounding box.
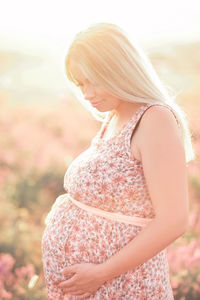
[85,94,95,101]
[84,88,96,101]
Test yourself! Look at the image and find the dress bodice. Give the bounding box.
[63,102,181,218]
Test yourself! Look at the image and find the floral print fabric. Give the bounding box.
[42,103,178,299]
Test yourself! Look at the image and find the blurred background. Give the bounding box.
[0,0,200,299]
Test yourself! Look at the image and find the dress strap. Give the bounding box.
[90,112,112,145]
[99,111,113,139]
[99,105,148,141]
[123,102,182,160]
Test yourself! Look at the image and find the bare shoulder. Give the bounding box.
[135,105,188,227]
[142,104,181,133]
[137,104,184,155]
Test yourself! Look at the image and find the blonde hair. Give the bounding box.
[64,22,195,163]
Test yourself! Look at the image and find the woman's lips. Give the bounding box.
[91,101,102,107]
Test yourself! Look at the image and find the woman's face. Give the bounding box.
[78,77,122,112]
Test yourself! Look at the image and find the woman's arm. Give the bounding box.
[98,105,189,281]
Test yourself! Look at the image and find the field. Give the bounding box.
[0,41,200,299]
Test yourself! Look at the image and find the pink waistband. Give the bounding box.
[67,193,154,227]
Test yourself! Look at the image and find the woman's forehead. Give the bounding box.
[70,61,86,83]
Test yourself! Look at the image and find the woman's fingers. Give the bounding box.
[77,292,91,299]
[67,289,85,295]
[66,291,91,299]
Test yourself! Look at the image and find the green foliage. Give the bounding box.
[0,88,200,298]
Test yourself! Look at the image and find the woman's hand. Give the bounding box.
[55,262,107,299]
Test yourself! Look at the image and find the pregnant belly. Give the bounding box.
[41,195,142,286]
[42,196,172,299]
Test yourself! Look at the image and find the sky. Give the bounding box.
[1,0,200,60]
[0,0,199,105]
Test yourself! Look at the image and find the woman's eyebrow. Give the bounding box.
[79,79,89,85]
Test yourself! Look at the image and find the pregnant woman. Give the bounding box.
[42,22,194,299]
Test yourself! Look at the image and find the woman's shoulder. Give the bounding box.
[134,103,188,227]
[136,104,184,160]
[140,103,181,135]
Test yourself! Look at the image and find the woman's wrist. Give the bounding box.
[96,261,116,282]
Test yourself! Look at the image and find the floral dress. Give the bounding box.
[42,102,178,299]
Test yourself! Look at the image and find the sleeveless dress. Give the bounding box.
[42,102,179,300]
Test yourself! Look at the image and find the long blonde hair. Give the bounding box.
[64,22,195,163]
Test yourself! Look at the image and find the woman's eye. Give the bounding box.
[77,83,82,88]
